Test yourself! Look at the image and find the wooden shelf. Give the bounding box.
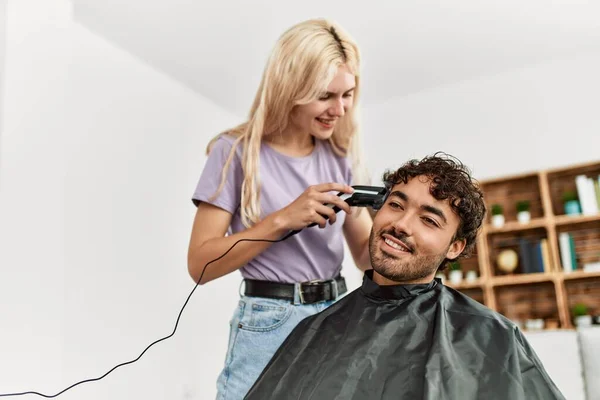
[478,171,539,186]
[554,213,600,226]
[485,218,548,234]
[446,279,483,290]
[562,270,600,280]
[546,159,600,174]
[524,328,576,333]
[491,273,553,286]
[443,159,600,330]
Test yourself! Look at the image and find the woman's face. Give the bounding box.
[289,64,356,140]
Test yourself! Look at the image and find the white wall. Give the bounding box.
[0,1,241,399]
[362,51,600,184]
[0,0,6,168]
[0,1,70,395]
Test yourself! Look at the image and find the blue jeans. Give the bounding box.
[216,290,334,400]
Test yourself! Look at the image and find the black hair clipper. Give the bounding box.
[284,185,390,238]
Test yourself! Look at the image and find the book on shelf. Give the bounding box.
[575,174,600,215]
[518,238,548,273]
[559,232,577,273]
[584,262,600,272]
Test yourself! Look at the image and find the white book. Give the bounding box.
[583,262,600,272]
[559,232,572,273]
[587,177,599,214]
[575,175,596,215]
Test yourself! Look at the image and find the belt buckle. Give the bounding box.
[331,279,339,299]
[298,279,335,304]
[298,279,325,304]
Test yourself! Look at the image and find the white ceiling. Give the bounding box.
[72,0,600,117]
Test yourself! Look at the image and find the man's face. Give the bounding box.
[368,176,466,285]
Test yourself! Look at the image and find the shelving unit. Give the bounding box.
[444,160,600,330]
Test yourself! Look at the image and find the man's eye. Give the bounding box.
[423,217,438,226]
[389,202,402,209]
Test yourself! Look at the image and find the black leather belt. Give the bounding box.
[244,276,347,304]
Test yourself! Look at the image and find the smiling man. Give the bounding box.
[244,153,565,400]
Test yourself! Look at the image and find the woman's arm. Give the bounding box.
[187,203,288,284]
[342,208,373,271]
[188,183,355,284]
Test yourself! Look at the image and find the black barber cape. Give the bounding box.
[245,270,565,400]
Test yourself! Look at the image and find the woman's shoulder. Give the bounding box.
[208,131,243,154]
[318,139,354,184]
[318,139,352,169]
[216,131,241,144]
[319,138,349,158]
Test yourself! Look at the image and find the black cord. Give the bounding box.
[0,235,287,398]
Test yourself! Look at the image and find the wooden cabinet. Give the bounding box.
[445,160,600,330]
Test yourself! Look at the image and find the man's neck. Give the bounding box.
[372,270,436,286]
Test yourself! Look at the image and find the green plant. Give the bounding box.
[516,200,530,213]
[448,261,461,271]
[562,191,578,203]
[491,204,503,216]
[572,303,588,317]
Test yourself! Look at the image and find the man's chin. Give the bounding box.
[371,259,406,279]
[371,267,406,285]
[372,258,439,285]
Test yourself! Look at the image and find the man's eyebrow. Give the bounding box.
[389,190,447,224]
[389,190,408,201]
[422,205,447,224]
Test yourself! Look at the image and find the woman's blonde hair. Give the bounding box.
[207,18,366,227]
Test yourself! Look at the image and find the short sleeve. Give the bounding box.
[345,158,354,186]
[191,135,243,215]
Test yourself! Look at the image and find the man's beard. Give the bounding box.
[368,228,448,283]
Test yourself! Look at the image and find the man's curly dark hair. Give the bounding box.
[382,152,486,270]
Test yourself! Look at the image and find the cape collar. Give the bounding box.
[361,269,438,300]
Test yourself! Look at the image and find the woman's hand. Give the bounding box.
[274,183,354,231]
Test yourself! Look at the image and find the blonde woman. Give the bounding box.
[187,19,372,399]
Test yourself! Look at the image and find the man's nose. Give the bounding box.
[391,213,414,237]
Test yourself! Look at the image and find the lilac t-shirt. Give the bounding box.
[192,134,353,283]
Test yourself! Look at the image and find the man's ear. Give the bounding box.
[446,238,466,260]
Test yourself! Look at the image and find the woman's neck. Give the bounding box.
[266,128,315,157]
